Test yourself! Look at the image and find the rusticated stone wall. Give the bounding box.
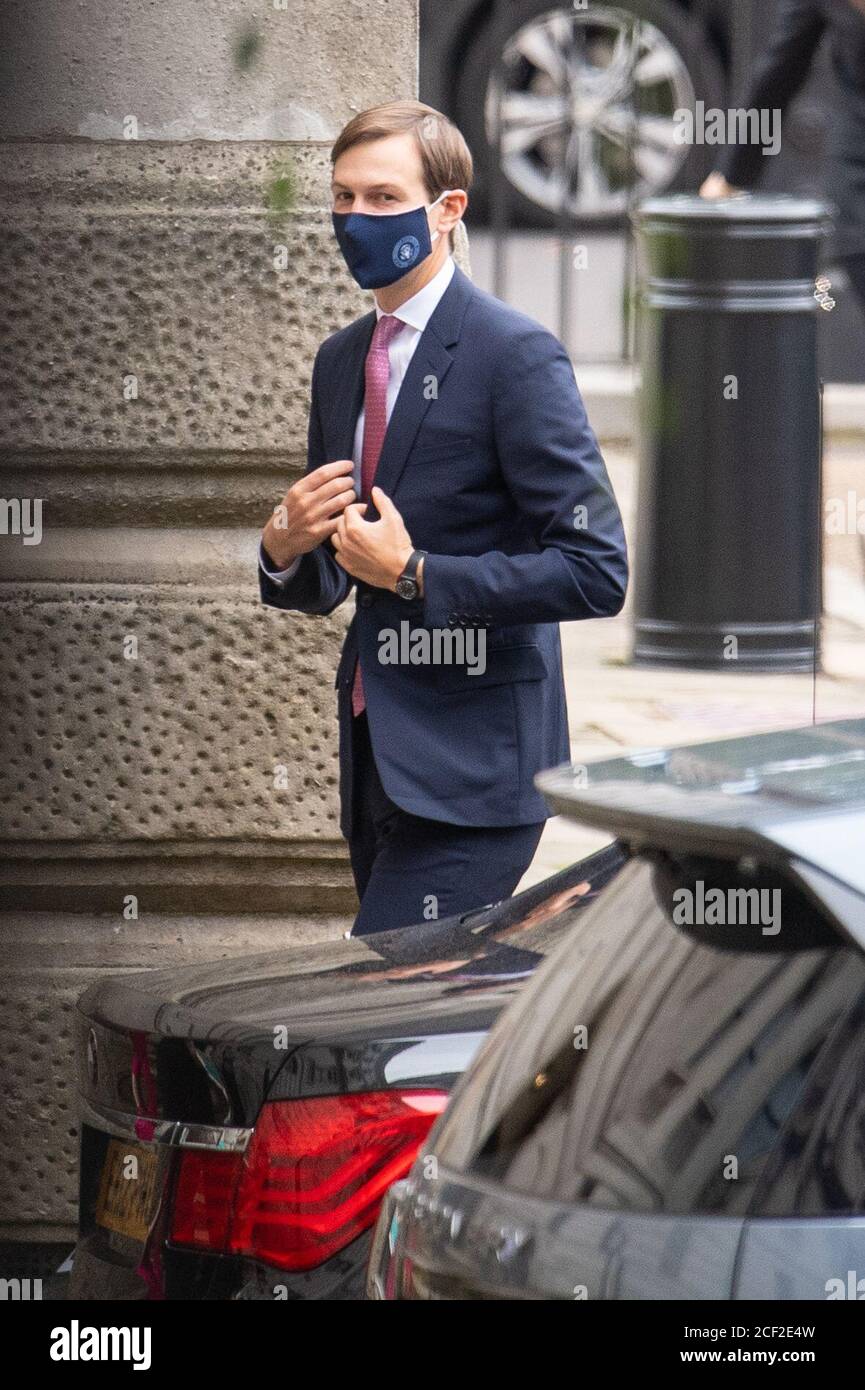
[0,0,469,1241]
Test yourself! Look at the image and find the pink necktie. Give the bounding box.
[351,314,405,717]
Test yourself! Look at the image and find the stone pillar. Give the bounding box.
[0,0,468,1243]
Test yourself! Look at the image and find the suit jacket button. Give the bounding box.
[447,611,458,625]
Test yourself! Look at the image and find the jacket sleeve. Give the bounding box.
[258,347,356,617]
[716,0,828,187]
[421,328,628,629]
[258,543,301,583]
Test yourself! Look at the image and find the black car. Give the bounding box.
[369,717,865,1301]
[421,0,827,228]
[68,842,625,1300]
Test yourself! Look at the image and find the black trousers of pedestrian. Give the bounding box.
[347,711,545,936]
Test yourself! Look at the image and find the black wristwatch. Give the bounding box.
[395,549,427,600]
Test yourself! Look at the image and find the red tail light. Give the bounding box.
[170,1148,242,1251]
[169,1089,447,1271]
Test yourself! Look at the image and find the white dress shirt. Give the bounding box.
[260,255,457,584]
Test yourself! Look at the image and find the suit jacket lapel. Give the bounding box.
[371,264,475,503]
[330,311,376,468]
[370,333,454,502]
[326,264,475,501]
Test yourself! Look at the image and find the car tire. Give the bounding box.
[455,0,726,229]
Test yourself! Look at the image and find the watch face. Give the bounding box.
[396,577,418,600]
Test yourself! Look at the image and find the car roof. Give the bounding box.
[536,718,865,900]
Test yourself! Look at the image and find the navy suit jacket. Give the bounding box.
[260,264,628,836]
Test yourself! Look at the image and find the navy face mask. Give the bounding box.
[332,190,451,289]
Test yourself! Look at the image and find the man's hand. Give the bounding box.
[332,486,414,591]
[261,459,356,567]
[699,171,742,199]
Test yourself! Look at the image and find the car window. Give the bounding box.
[747,988,865,1216]
[431,857,865,1217]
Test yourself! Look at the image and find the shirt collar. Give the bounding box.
[374,255,456,333]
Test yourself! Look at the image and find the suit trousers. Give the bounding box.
[347,710,545,936]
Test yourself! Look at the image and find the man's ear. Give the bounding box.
[445,191,468,246]
[442,190,467,222]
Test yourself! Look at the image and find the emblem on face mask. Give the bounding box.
[393,235,421,269]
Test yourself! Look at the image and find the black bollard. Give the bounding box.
[631,194,833,672]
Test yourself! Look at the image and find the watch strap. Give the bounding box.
[400,549,427,583]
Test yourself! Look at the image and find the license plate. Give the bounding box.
[95,1137,160,1242]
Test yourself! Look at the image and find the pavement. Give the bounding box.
[518,435,865,888]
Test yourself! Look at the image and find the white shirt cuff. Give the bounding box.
[259,540,301,585]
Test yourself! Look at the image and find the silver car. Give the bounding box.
[368,717,865,1300]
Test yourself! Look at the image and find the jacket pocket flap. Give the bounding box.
[435,642,547,692]
[410,433,475,463]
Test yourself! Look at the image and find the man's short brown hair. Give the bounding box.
[331,101,473,246]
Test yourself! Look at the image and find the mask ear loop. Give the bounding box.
[428,189,457,245]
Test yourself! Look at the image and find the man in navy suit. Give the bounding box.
[259,101,628,936]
